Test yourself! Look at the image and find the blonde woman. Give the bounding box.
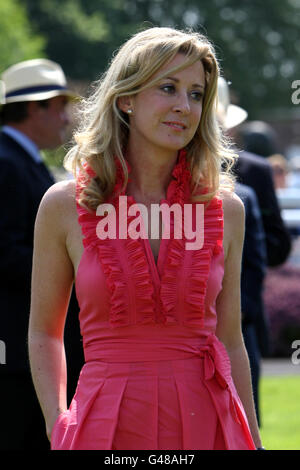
[28,27,263,450]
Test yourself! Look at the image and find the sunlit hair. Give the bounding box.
[64,26,237,210]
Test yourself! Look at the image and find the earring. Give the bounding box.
[127,109,133,114]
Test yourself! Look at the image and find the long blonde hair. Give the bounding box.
[64,26,237,210]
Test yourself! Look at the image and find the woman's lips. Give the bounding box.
[163,121,187,130]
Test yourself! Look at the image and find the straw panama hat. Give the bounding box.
[217,77,248,129]
[0,58,77,105]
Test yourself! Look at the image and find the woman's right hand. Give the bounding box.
[46,409,67,442]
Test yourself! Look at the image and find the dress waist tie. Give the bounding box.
[196,334,241,425]
[197,334,256,450]
[83,333,256,449]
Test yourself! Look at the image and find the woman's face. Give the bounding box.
[124,53,206,158]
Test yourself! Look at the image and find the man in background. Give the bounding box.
[0,59,83,449]
[217,77,291,426]
[218,77,291,268]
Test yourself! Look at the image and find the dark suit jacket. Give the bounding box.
[0,132,83,385]
[236,183,267,325]
[236,183,270,356]
[234,150,291,267]
[0,132,56,373]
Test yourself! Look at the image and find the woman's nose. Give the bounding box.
[172,93,190,114]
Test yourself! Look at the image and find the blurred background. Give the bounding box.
[2,0,300,119]
[2,0,300,163]
[1,0,300,449]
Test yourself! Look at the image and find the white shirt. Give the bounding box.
[2,125,42,164]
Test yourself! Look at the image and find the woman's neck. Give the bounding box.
[125,145,178,203]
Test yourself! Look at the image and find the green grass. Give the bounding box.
[259,375,300,450]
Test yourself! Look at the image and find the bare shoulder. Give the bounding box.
[39,179,77,214]
[221,189,245,226]
[36,179,77,235]
[220,189,245,259]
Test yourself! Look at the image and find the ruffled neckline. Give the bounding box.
[76,149,223,329]
[111,148,192,207]
[76,148,193,209]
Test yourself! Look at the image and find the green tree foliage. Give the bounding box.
[23,0,300,118]
[24,0,110,79]
[0,0,46,71]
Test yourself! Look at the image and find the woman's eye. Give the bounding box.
[160,85,203,102]
[160,84,175,94]
[190,91,203,102]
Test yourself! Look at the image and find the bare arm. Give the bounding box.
[216,192,262,449]
[28,182,75,441]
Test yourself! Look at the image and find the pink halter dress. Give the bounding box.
[51,151,256,450]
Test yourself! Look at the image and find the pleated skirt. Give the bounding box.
[51,356,254,450]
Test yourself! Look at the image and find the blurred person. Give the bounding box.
[0,59,84,450]
[28,27,262,450]
[238,120,278,158]
[217,78,291,268]
[274,154,300,238]
[287,155,300,188]
[217,77,291,426]
[234,183,267,426]
[267,154,289,189]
